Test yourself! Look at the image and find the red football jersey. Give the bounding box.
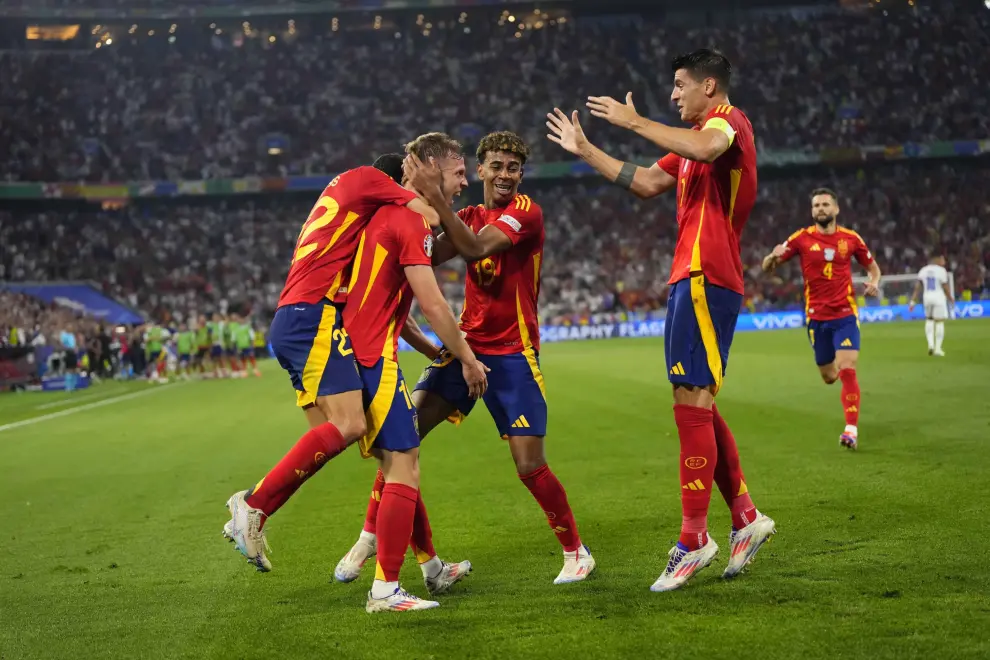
[457,194,544,355]
[343,206,434,367]
[658,104,757,294]
[779,225,874,321]
[277,166,418,307]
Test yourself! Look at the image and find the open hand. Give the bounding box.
[403,152,443,200]
[546,108,589,156]
[586,92,641,130]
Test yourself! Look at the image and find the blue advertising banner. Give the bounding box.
[388,301,990,352]
[1,282,144,325]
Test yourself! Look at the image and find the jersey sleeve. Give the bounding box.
[701,105,743,149]
[852,232,874,267]
[392,210,435,267]
[490,195,542,246]
[938,267,949,284]
[778,229,804,263]
[657,153,680,177]
[360,166,418,207]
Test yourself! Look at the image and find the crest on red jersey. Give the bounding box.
[837,239,849,258]
[824,248,835,262]
[423,235,434,258]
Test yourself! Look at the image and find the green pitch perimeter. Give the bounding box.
[2,321,988,659]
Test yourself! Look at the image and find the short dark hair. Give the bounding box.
[404,132,463,162]
[371,153,405,184]
[476,130,530,165]
[810,187,838,203]
[671,49,731,92]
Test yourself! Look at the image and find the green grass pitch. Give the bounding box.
[2,320,988,659]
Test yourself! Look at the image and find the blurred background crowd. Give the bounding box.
[1,0,988,370]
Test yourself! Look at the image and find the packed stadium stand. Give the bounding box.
[1,0,988,356]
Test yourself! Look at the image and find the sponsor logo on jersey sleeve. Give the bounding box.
[497,215,522,232]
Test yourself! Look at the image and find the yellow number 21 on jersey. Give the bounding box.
[292,195,359,263]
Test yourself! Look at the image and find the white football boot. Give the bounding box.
[425,559,473,596]
[650,536,719,592]
[722,513,776,579]
[334,532,376,583]
[553,545,596,584]
[840,425,858,451]
[224,490,271,572]
[365,587,440,613]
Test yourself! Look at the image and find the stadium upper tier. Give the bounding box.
[2,162,987,323]
[1,4,987,183]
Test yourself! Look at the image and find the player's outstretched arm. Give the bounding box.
[405,154,512,260]
[546,108,675,199]
[404,265,488,398]
[400,315,441,360]
[431,233,460,266]
[585,93,730,164]
[762,244,790,273]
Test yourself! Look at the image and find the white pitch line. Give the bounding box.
[35,391,107,410]
[0,383,183,433]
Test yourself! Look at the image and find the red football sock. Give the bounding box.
[155,361,165,378]
[245,422,348,525]
[839,368,860,426]
[230,357,241,372]
[362,468,386,535]
[375,482,418,583]
[410,490,436,562]
[519,464,582,552]
[248,355,257,368]
[711,404,757,530]
[674,404,717,550]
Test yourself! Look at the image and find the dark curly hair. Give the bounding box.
[476,131,530,165]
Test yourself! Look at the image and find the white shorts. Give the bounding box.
[924,300,948,320]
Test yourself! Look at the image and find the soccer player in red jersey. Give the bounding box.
[762,187,882,450]
[335,131,597,586]
[547,49,776,591]
[344,132,487,612]
[222,153,440,572]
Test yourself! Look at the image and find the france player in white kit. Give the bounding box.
[909,255,954,357]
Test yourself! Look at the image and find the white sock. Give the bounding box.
[419,555,443,579]
[844,424,858,436]
[925,320,935,349]
[371,579,399,599]
[359,530,376,546]
[935,322,945,351]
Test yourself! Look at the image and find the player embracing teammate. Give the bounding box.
[336,131,597,587]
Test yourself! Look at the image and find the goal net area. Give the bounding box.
[852,272,955,307]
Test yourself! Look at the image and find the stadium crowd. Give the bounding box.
[2,163,988,330]
[2,4,988,183]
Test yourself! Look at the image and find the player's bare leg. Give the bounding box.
[508,434,595,584]
[336,391,455,583]
[834,349,861,450]
[817,362,839,385]
[224,391,366,571]
[366,447,439,613]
